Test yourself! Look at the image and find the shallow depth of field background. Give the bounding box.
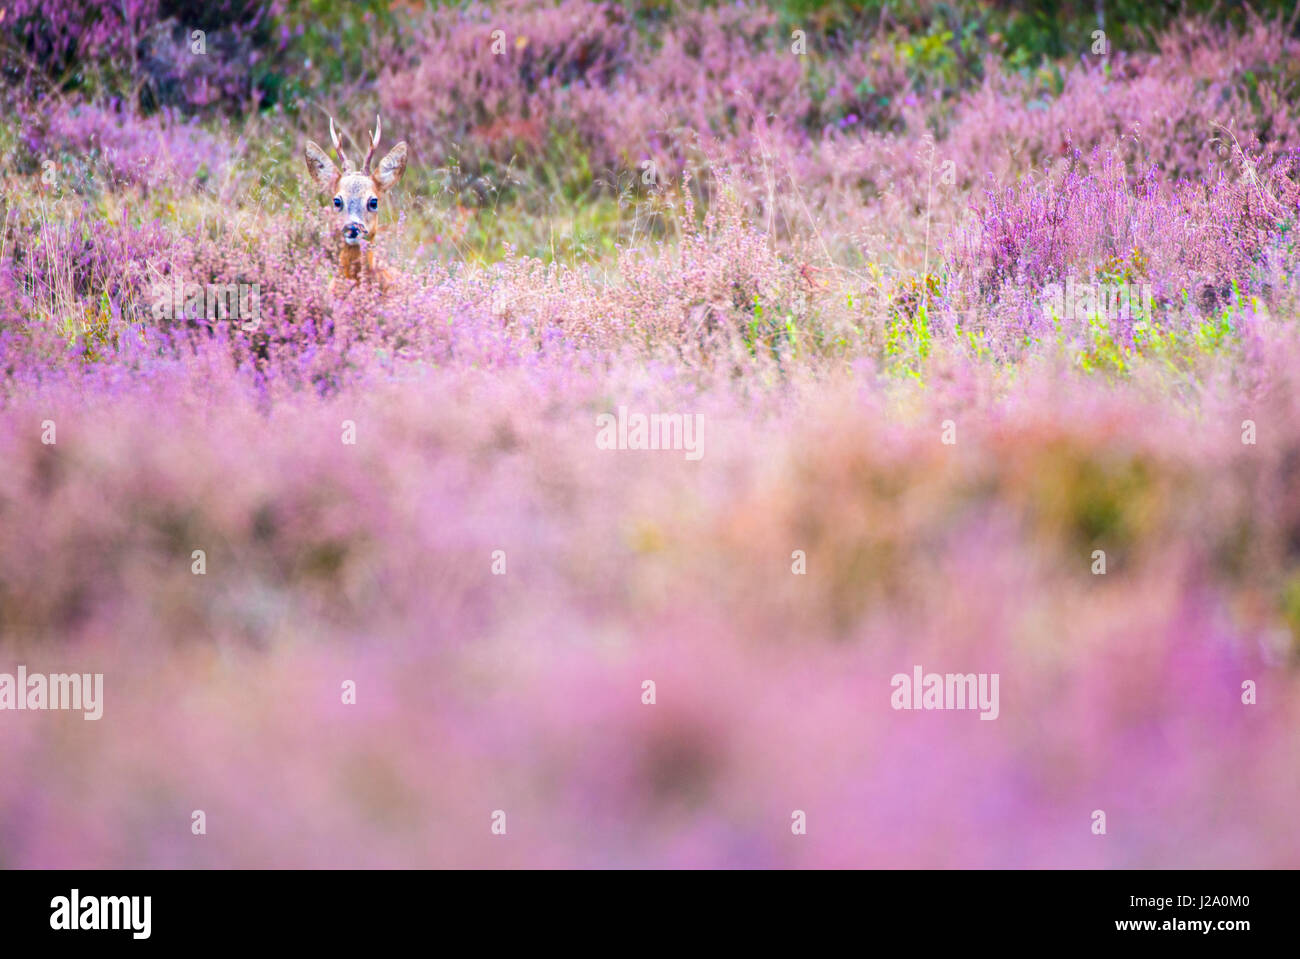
[2,0,1300,867]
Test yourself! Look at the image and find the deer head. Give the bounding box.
[304,116,408,285]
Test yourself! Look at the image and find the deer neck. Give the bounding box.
[338,237,379,281]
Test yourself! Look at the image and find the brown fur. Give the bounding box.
[304,120,408,295]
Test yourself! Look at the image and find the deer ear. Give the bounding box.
[304,140,340,193]
[373,141,407,192]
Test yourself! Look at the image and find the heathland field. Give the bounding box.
[2,1,1300,867]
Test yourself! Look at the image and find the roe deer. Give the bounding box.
[304,116,408,294]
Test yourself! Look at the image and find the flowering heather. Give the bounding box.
[1,2,1300,873]
[2,0,277,111]
[19,102,233,192]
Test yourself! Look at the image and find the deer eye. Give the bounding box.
[332,197,343,210]
[367,197,379,211]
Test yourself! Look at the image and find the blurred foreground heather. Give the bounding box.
[1,1,1299,867]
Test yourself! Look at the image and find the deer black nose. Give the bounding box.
[343,224,363,239]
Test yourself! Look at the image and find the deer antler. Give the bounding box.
[329,116,354,171]
[362,115,382,174]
